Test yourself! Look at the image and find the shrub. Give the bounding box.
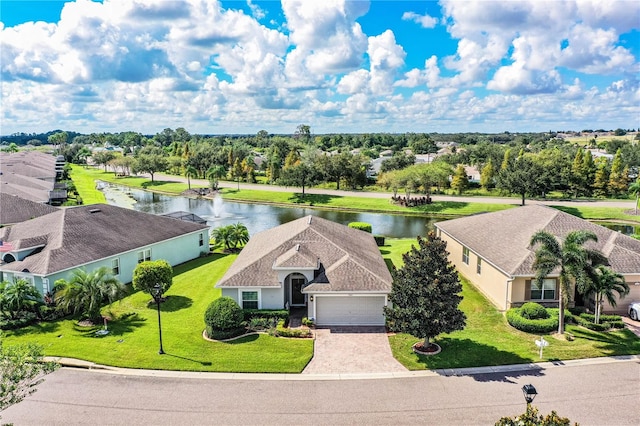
[301,317,314,327]
[348,222,372,233]
[246,317,277,332]
[373,235,386,246]
[574,314,625,331]
[506,308,558,334]
[520,302,549,320]
[204,297,244,335]
[132,260,173,294]
[242,309,289,322]
[275,319,313,338]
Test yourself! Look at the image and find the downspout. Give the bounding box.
[505,279,513,311]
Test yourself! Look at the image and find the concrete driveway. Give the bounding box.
[302,326,407,374]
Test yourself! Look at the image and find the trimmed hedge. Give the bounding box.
[520,302,549,320]
[348,222,372,233]
[374,235,386,246]
[575,313,625,331]
[242,309,289,322]
[506,308,559,334]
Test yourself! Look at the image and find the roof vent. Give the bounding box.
[295,244,300,251]
[89,208,101,213]
[308,216,312,224]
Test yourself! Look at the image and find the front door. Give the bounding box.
[291,276,306,306]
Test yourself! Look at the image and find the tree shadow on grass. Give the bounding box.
[551,206,584,218]
[145,295,193,313]
[165,352,212,366]
[141,180,177,189]
[568,327,640,354]
[413,337,543,383]
[412,201,471,214]
[289,193,338,205]
[8,321,61,337]
[76,313,147,338]
[224,333,260,344]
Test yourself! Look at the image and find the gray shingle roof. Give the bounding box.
[0,193,59,225]
[216,215,392,292]
[0,204,209,275]
[435,205,640,276]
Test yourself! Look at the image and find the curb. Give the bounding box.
[45,354,640,381]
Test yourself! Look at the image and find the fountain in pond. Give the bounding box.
[213,194,224,218]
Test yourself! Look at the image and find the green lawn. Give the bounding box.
[3,254,313,373]
[383,239,640,370]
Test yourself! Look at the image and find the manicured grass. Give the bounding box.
[382,239,640,370]
[4,254,314,373]
[552,205,640,223]
[70,165,107,204]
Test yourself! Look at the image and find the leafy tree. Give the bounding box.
[230,158,243,190]
[380,151,416,173]
[496,404,576,426]
[0,338,58,411]
[497,155,545,205]
[629,178,640,215]
[592,157,610,197]
[584,265,629,324]
[570,149,585,197]
[54,267,126,322]
[132,260,173,296]
[279,156,321,198]
[480,159,495,190]
[293,124,311,143]
[92,151,118,171]
[608,149,628,196]
[384,232,466,350]
[48,131,67,155]
[185,165,198,190]
[134,146,168,182]
[530,230,604,334]
[5,142,19,153]
[450,164,469,195]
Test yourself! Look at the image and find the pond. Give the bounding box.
[98,182,442,238]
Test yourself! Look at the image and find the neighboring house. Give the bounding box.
[435,205,640,314]
[0,204,210,296]
[0,151,67,204]
[0,193,59,226]
[216,215,392,326]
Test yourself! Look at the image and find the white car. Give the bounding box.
[629,302,640,321]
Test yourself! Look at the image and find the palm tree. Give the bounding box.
[54,267,126,322]
[630,178,640,215]
[185,165,198,191]
[229,223,249,249]
[585,266,629,324]
[529,230,604,334]
[0,279,43,319]
[210,226,233,251]
[206,165,226,191]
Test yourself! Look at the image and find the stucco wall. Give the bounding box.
[602,273,640,314]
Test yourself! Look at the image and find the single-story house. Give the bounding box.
[0,193,59,226]
[216,215,392,326]
[435,205,640,314]
[0,204,210,296]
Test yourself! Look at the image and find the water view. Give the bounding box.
[98,182,442,238]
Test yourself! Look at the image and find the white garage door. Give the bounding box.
[315,296,386,326]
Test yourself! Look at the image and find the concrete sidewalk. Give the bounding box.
[44,354,640,381]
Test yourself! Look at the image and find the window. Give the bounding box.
[112,258,120,275]
[462,247,469,265]
[199,233,204,247]
[42,278,50,294]
[241,291,259,309]
[476,257,482,275]
[530,279,556,300]
[138,249,151,263]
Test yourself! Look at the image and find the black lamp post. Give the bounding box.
[522,384,537,405]
[151,283,164,355]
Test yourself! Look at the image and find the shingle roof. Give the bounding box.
[216,215,392,292]
[435,205,640,276]
[0,193,59,225]
[0,204,209,275]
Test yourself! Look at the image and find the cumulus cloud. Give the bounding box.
[401,11,438,29]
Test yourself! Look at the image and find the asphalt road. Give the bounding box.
[148,171,637,209]
[3,360,638,425]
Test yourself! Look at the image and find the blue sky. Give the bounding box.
[1,0,638,135]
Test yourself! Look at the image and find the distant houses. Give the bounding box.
[0,151,67,204]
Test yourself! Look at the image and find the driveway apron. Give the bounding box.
[302,326,407,374]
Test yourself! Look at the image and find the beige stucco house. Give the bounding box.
[216,215,392,326]
[435,205,640,313]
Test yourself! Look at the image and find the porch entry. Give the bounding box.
[285,273,307,307]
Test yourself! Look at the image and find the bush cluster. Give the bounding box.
[520,302,549,320]
[574,313,625,331]
[373,235,386,246]
[275,319,313,338]
[0,312,37,330]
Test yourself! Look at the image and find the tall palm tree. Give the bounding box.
[206,165,226,191]
[184,165,198,191]
[585,265,629,324]
[630,178,640,216]
[54,267,125,322]
[530,230,603,334]
[229,223,249,249]
[210,226,233,251]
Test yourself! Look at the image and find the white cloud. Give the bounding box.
[401,11,437,29]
